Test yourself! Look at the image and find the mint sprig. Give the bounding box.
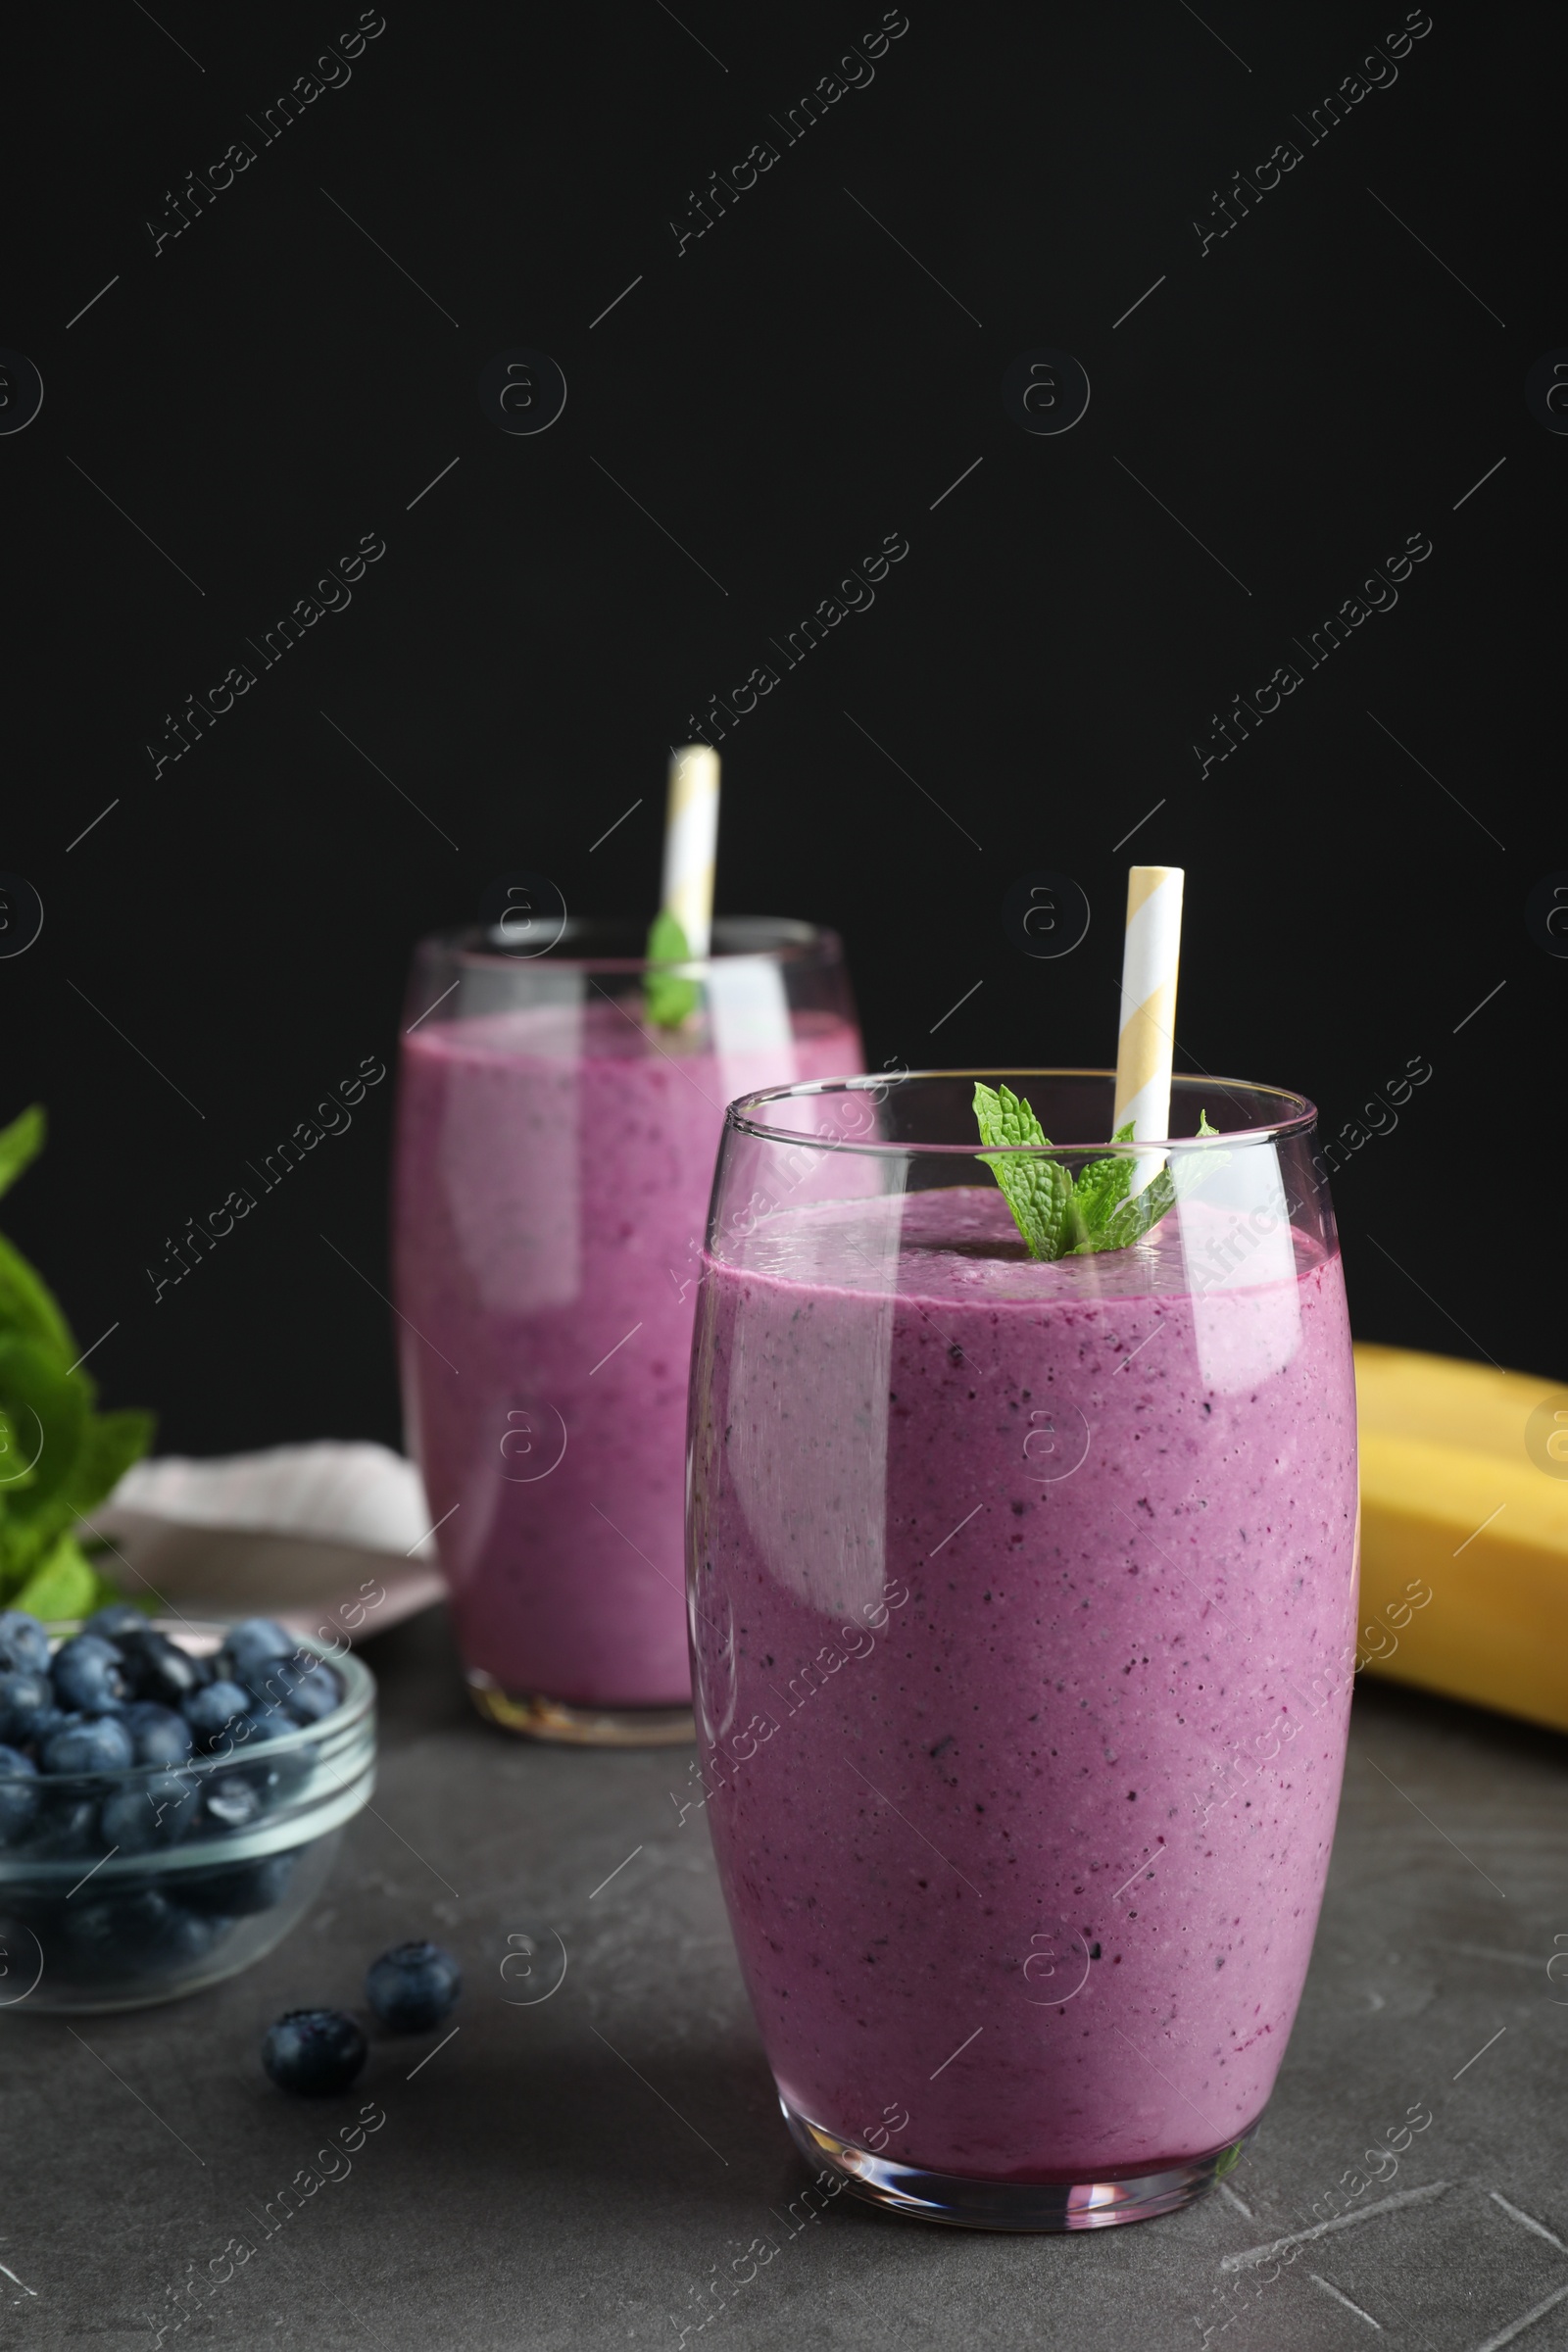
[0,1104,154,1616]
[972,1082,1226,1260]
[971,1082,1074,1257]
[644,909,700,1029]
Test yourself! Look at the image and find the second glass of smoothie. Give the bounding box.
[688,1070,1357,2227]
[393,916,861,1743]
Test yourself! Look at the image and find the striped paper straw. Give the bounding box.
[661,744,721,957]
[1112,865,1185,1178]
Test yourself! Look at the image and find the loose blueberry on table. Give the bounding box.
[366,1940,463,2033]
[264,2008,368,2096]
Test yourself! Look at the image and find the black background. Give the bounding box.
[3,0,1559,1460]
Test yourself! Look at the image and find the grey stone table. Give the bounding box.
[6,1607,1565,2352]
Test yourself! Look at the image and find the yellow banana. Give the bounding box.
[1353,1343,1568,1731]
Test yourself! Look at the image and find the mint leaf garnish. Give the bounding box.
[973,1093,1230,1261]
[0,1103,155,1611]
[644,909,700,1029]
[1173,1107,1228,1194]
[1070,1164,1177,1255]
[1063,1118,1137,1248]
[973,1083,1071,1258]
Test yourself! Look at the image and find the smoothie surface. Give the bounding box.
[721,1182,1327,1299]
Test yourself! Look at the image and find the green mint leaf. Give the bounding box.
[0,1109,155,1604]
[0,1338,89,1518]
[15,1532,100,1622]
[647,907,688,962]
[60,1409,157,1519]
[1171,1107,1232,1200]
[973,1082,1071,1259]
[0,1231,76,1363]
[0,1105,45,1206]
[0,1107,75,1363]
[644,908,700,1029]
[975,1098,1237,1262]
[1072,1164,1177,1254]
[1071,1108,1231,1252]
[1066,1118,1137,1246]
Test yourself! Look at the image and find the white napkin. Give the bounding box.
[107,1442,437,1555]
[89,1442,445,1637]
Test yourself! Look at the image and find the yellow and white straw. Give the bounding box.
[1112,864,1184,1184]
[661,744,721,957]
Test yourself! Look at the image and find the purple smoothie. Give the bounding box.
[689,1187,1357,2179]
[394,1001,861,1710]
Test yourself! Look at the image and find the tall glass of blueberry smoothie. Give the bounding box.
[689,1070,1357,2228]
[393,917,860,1744]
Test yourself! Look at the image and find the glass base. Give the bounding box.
[782,2098,1257,2232]
[465,1670,695,1747]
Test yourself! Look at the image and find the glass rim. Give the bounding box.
[420,913,840,977]
[725,1068,1318,1153]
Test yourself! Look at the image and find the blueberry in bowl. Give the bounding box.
[183,1850,298,1918]
[82,1602,150,1644]
[0,1746,39,1844]
[184,1680,258,1752]
[0,1613,51,1675]
[203,1772,264,1832]
[50,1634,130,1715]
[0,1670,54,1747]
[224,1708,313,1803]
[41,1714,134,1774]
[0,1614,373,2013]
[119,1702,194,1767]
[218,1618,297,1690]
[223,1630,344,1729]
[115,1626,204,1709]
[259,1655,343,1727]
[63,1887,229,1979]
[100,1769,199,1854]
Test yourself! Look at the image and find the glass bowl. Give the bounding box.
[0,1622,375,2014]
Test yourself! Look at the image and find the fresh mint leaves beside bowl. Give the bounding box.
[0,1620,375,2014]
[0,1103,155,1620]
